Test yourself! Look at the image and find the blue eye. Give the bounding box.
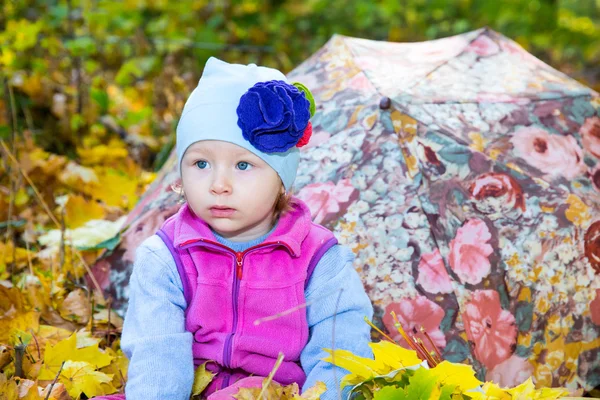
[237,161,252,170]
[195,160,209,169]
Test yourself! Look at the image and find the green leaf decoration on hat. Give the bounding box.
[293,82,316,117]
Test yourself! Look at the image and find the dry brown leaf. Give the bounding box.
[57,289,91,325]
[38,382,70,400]
[92,308,123,329]
[294,381,326,399]
[40,308,78,332]
[17,378,41,399]
[0,345,12,369]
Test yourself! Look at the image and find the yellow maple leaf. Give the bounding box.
[322,348,379,387]
[506,378,536,398]
[99,347,129,389]
[38,334,113,380]
[92,167,139,208]
[368,340,421,371]
[429,361,482,392]
[191,361,215,397]
[0,373,19,400]
[481,381,511,399]
[0,311,40,344]
[58,360,116,398]
[62,194,106,229]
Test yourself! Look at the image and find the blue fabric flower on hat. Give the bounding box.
[236,80,311,153]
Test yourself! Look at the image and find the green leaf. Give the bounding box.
[91,88,109,115]
[373,386,408,400]
[65,37,97,57]
[404,368,439,400]
[293,82,316,117]
[439,383,459,400]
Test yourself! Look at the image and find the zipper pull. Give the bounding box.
[236,252,243,279]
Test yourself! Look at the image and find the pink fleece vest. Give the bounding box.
[157,198,337,396]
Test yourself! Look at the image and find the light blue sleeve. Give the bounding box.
[120,235,194,400]
[301,245,374,400]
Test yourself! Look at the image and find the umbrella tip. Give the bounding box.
[379,96,391,110]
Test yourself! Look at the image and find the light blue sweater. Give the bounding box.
[121,225,374,400]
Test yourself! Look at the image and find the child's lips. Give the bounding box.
[209,206,236,218]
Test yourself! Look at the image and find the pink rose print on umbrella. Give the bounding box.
[469,172,525,214]
[449,219,493,285]
[382,295,446,351]
[416,249,454,294]
[486,354,534,388]
[591,289,600,326]
[510,126,586,179]
[464,290,517,369]
[296,179,356,224]
[580,116,600,159]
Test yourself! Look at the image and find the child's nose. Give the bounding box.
[210,173,232,195]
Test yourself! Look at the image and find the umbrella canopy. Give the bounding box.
[92,28,600,391]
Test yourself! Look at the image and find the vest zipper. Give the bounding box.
[180,238,292,371]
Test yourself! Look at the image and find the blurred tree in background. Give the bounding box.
[0,0,599,279]
[1,0,598,167]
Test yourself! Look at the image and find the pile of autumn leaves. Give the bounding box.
[322,342,572,400]
[0,283,127,399]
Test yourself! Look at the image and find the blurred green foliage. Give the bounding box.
[0,0,599,164]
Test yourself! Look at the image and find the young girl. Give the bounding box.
[118,57,373,399]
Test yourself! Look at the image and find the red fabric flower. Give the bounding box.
[296,121,312,148]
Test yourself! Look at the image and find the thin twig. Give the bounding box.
[363,316,397,344]
[59,207,65,273]
[0,140,105,300]
[0,140,60,227]
[24,235,34,276]
[2,78,17,277]
[253,289,340,326]
[258,352,284,400]
[44,361,65,400]
[29,328,41,360]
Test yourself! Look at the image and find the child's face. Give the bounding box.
[180,140,283,242]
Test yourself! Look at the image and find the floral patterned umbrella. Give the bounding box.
[92,28,600,392]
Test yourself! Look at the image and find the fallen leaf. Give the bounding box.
[17,378,41,399]
[57,289,91,325]
[38,381,70,400]
[58,360,116,398]
[62,194,106,229]
[191,362,215,397]
[38,333,113,380]
[295,381,326,399]
[0,345,12,369]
